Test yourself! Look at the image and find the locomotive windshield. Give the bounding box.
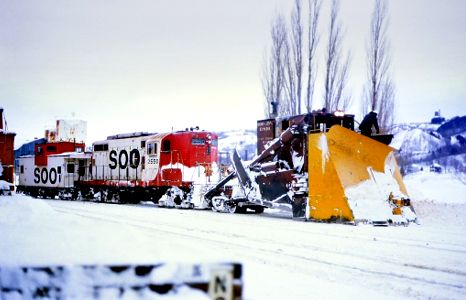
[192,138,205,145]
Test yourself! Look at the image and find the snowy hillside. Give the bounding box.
[390,116,466,174]
[390,128,445,156]
[217,129,257,162]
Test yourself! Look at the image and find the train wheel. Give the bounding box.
[211,196,228,212]
[97,189,107,202]
[225,201,242,214]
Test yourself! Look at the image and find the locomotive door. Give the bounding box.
[143,141,160,181]
[63,159,75,188]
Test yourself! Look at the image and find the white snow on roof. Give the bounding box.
[48,152,92,158]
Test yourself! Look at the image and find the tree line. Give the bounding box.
[262,0,394,132]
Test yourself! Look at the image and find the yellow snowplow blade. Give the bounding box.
[307,126,415,224]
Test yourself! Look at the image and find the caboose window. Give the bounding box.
[162,140,171,152]
[20,166,24,174]
[37,146,43,155]
[192,138,205,145]
[46,145,57,152]
[67,164,75,174]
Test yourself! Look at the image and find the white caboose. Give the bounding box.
[17,151,91,199]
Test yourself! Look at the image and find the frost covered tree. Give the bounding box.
[323,0,351,112]
[363,0,395,132]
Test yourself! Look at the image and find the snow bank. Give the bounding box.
[404,171,466,227]
[0,193,56,223]
[0,195,235,299]
[404,172,466,204]
[0,194,163,266]
[0,180,13,191]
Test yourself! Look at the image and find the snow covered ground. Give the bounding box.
[1,171,465,299]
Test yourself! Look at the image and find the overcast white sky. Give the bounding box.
[1,0,465,147]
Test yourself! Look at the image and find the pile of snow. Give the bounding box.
[404,171,466,227]
[405,171,466,204]
[0,264,212,300]
[0,193,56,224]
[0,195,235,299]
[0,195,159,266]
[345,169,415,223]
[0,180,13,191]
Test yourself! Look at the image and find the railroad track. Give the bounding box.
[49,200,466,299]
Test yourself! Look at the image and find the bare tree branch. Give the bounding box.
[323,0,351,112]
[363,0,395,132]
[305,0,322,113]
[261,14,288,118]
[282,0,304,116]
[291,0,304,114]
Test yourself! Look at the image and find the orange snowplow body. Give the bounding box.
[307,125,412,223]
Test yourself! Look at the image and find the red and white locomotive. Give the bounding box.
[17,121,219,206]
[80,130,218,205]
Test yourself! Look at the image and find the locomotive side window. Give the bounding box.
[147,143,158,155]
[192,138,205,145]
[141,141,146,148]
[67,164,75,174]
[94,144,108,151]
[162,140,171,152]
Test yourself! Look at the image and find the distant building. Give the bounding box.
[430,163,442,173]
[0,108,16,187]
[14,138,47,172]
[14,119,87,173]
[431,110,446,124]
